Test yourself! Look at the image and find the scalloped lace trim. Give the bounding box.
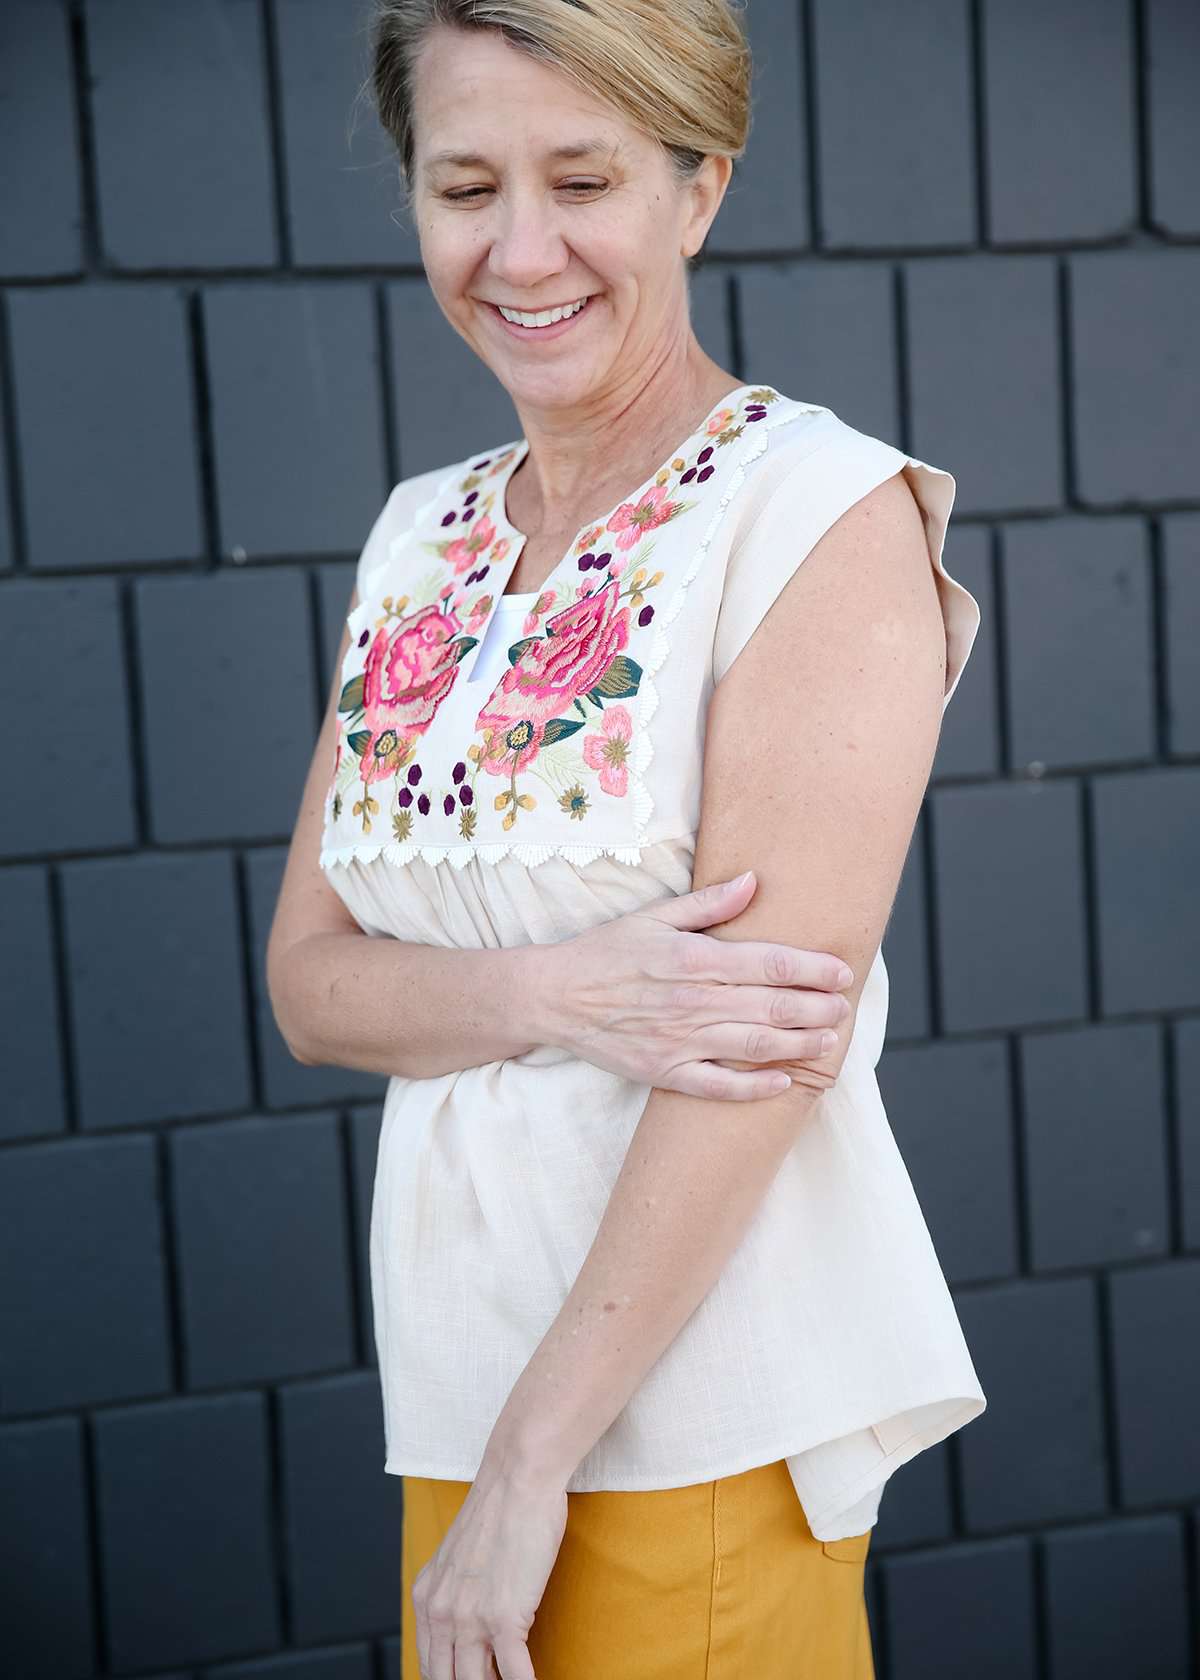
[319,834,698,871]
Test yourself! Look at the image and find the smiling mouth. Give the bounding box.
[490,296,593,329]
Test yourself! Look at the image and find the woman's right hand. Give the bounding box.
[534,870,855,1101]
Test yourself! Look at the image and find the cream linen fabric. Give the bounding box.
[319,385,986,1542]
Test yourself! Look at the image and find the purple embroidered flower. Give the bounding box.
[452,761,466,783]
[464,490,478,506]
[440,510,457,527]
[358,629,369,647]
[398,786,413,808]
[679,467,697,484]
[443,793,455,815]
[472,457,492,469]
[638,604,654,627]
[697,445,713,463]
[697,465,715,481]
[417,792,431,815]
[407,763,422,785]
[578,552,596,570]
[460,784,473,806]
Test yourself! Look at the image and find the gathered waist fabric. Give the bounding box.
[367,949,984,1541]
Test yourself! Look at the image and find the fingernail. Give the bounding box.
[733,870,754,888]
[837,965,854,987]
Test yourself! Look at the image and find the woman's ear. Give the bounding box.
[682,154,734,260]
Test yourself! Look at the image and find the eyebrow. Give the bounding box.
[422,137,619,174]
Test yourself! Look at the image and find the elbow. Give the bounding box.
[266,941,321,1068]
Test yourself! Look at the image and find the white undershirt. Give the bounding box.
[467,591,541,688]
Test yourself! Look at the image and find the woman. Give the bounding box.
[268,2,986,1676]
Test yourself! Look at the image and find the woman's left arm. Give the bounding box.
[411,470,950,1679]
[487,468,950,1487]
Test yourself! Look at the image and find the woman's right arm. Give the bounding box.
[267,593,852,1090]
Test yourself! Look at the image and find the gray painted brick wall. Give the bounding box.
[1,2,1196,1676]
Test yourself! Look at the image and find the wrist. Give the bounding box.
[517,935,576,1056]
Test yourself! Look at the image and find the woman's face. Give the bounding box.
[408,25,729,414]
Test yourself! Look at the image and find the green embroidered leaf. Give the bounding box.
[453,636,479,663]
[593,655,642,698]
[347,729,372,759]
[573,696,588,718]
[338,674,364,714]
[508,637,538,664]
[542,716,585,746]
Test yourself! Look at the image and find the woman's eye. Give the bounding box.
[442,181,606,204]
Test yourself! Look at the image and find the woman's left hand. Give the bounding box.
[412,1457,569,1680]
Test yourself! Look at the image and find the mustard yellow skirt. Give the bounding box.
[401,1456,875,1679]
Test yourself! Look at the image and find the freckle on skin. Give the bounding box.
[603,1300,616,1312]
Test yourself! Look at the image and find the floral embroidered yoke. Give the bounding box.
[322,385,805,868]
[315,382,988,1542]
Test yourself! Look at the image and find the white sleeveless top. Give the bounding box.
[319,384,986,1542]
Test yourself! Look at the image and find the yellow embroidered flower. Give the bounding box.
[559,783,590,821]
[392,808,413,842]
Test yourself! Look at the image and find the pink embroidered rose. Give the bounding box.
[606,483,677,551]
[582,704,633,797]
[443,511,497,575]
[476,578,630,774]
[705,406,735,435]
[358,602,463,784]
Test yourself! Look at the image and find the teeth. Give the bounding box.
[498,297,587,328]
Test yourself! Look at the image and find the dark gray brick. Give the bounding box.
[1109,1259,1200,1509]
[0,866,67,1140]
[982,0,1135,243]
[881,1040,1017,1284]
[222,1648,374,1680]
[1070,250,1200,506]
[0,577,136,857]
[387,278,520,475]
[930,781,1088,1033]
[279,1373,400,1644]
[137,567,316,844]
[0,1419,94,1679]
[0,1,82,278]
[206,282,388,556]
[884,1537,1036,1680]
[710,0,808,253]
[1180,1018,1200,1254]
[813,0,974,249]
[88,0,276,269]
[932,528,998,780]
[1002,516,1155,772]
[1163,513,1200,756]
[319,558,358,690]
[94,1393,280,1669]
[348,1100,385,1369]
[1022,1022,1168,1271]
[1146,0,1200,235]
[882,839,931,1042]
[0,1136,170,1411]
[738,262,898,437]
[1092,768,1200,1015]
[872,1440,953,1550]
[276,0,418,268]
[955,1277,1107,1531]
[172,1113,354,1387]
[1043,1514,1190,1680]
[7,285,203,569]
[0,406,13,571]
[244,846,388,1109]
[61,851,251,1129]
[906,256,1062,517]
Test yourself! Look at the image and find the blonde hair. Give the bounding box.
[369,0,753,234]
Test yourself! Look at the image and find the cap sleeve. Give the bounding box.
[712,414,981,708]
